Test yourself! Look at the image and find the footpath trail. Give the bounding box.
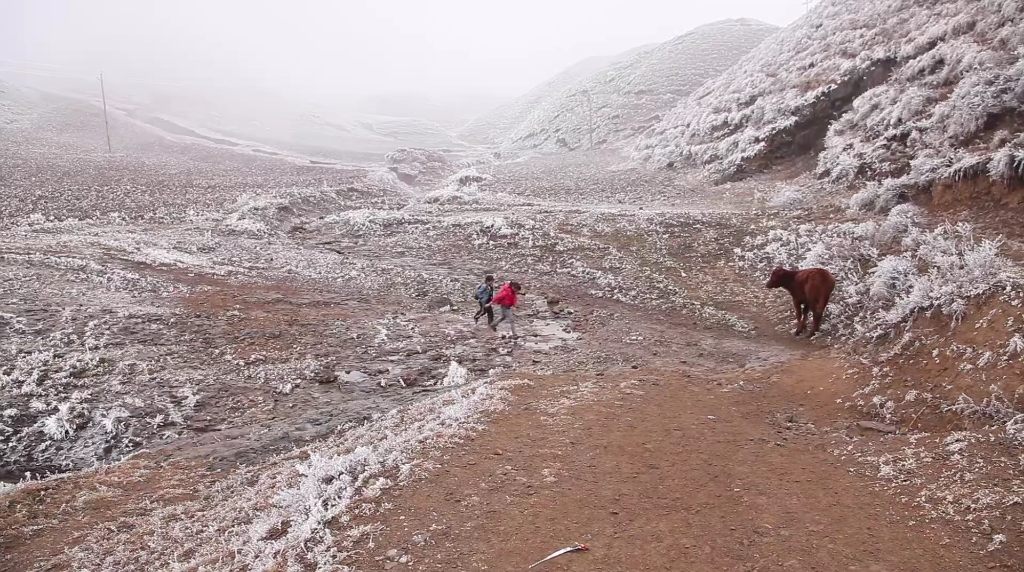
[347,353,1007,572]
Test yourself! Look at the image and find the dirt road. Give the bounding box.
[346,356,1012,572]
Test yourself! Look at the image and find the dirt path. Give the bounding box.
[346,356,1011,572]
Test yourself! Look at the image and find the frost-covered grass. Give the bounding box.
[66,367,529,572]
[766,185,809,209]
[737,205,1021,339]
[635,0,1024,203]
[836,431,1023,539]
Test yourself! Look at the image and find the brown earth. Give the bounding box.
[3,288,1022,571]
[346,356,1020,572]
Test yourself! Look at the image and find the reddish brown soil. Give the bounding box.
[346,358,1019,572]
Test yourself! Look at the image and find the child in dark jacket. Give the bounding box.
[487,281,521,337]
[473,275,495,325]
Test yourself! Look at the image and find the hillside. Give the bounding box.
[634,0,1024,211]
[455,45,654,145]
[0,76,461,162]
[504,18,779,152]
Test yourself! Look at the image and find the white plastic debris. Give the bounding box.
[528,543,588,569]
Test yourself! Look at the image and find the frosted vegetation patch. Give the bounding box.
[737,205,1021,339]
[635,0,1024,203]
[68,371,529,571]
[766,185,808,209]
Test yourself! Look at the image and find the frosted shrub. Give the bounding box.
[739,212,1020,339]
[848,187,880,213]
[767,186,807,209]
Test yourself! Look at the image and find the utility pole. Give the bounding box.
[99,73,112,153]
[575,90,594,150]
[804,0,814,13]
[585,90,594,150]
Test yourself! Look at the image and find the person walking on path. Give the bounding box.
[473,274,495,325]
[487,281,522,338]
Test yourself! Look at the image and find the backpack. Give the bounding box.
[475,283,492,302]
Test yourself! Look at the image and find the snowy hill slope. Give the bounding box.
[634,0,1024,210]
[456,45,654,145]
[504,19,779,152]
[0,75,461,161]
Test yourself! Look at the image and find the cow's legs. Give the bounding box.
[793,298,806,336]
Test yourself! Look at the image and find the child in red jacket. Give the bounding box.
[487,281,522,337]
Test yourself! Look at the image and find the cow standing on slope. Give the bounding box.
[765,267,836,337]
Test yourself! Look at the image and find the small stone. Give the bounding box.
[398,555,409,564]
[494,450,504,456]
[384,562,397,570]
[855,421,897,434]
[610,509,620,515]
[385,549,399,560]
[980,524,993,535]
[426,296,454,311]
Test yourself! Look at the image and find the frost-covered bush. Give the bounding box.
[382,147,448,184]
[738,207,1020,338]
[422,168,491,204]
[767,185,808,209]
[636,0,1024,201]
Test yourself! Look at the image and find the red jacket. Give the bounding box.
[490,284,518,308]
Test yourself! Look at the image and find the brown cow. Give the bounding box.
[765,267,836,337]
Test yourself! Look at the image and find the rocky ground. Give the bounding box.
[2,91,1024,571]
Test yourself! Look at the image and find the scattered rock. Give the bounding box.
[385,549,399,560]
[426,296,454,311]
[384,562,397,570]
[855,421,897,434]
[313,372,337,384]
[342,371,370,383]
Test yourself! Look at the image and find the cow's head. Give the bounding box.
[765,266,788,288]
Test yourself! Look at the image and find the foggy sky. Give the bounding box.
[1,0,806,102]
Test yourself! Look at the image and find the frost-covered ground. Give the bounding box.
[1,82,797,570]
[635,0,1024,210]
[6,71,1024,569]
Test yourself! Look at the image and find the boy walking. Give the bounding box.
[487,281,522,337]
[473,274,495,325]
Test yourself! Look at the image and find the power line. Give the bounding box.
[0,65,234,88]
[0,67,95,80]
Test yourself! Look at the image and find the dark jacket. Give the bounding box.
[475,283,494,304]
